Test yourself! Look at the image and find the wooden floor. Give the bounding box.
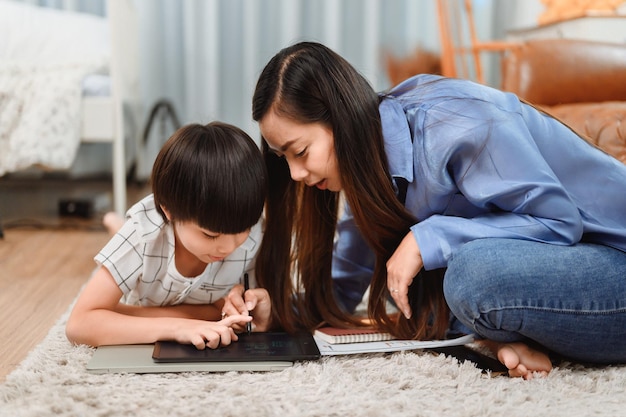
[0,229,109,382]
[0,178,149,382]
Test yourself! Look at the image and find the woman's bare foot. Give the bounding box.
[479,340,552,380]
[102,211,125,235]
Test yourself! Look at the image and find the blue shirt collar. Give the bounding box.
[379,97,413,183]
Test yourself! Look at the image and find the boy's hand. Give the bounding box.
[174,314,251,349]
[222,285,272,332]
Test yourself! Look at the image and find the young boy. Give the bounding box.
[66,122,267,349]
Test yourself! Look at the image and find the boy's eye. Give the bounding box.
[203,232,219,240]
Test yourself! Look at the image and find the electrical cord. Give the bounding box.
[126,98,182,184]
[142,99,182,145]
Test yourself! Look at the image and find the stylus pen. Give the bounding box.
[244,273,252,335]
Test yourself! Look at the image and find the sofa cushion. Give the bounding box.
[502,39,626,106]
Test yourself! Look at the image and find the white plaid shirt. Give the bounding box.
[95,194,262,306]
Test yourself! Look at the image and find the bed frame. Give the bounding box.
[80,0,141,215]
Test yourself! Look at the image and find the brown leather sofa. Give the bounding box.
[501,38,626,164]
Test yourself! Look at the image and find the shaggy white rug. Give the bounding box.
[1,308,625,417]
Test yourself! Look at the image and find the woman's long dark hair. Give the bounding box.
[252,42,448,339]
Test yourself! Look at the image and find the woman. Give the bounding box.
[227,41,626,379]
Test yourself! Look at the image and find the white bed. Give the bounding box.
[0,0,141,215]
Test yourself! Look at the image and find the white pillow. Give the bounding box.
[0,0,109,65]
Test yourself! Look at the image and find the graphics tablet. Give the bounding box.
[86,344,293,374]
[152,332,321,363]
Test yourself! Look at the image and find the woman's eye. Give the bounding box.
[295,147,307,158]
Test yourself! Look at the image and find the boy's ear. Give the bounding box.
[160,205,171,221]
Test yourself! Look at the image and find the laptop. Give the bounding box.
[86,332,319,374]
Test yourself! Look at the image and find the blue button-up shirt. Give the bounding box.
[332,74,626,312]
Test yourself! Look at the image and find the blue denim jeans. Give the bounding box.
[443,238,626,364]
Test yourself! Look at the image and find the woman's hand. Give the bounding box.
[222,285,273,332]
[173,314,251,349]
[386,231,423,319]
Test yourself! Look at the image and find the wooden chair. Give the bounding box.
[435,0,518,84]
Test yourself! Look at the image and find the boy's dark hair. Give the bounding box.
[151,122,266,234]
